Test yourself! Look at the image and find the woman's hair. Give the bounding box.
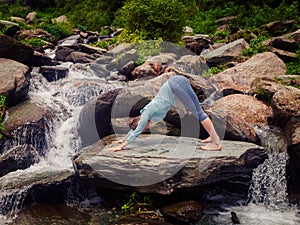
[128,115,141,130]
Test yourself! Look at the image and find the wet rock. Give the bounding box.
[74,134,267,195]
[0,144,39,177]
[0,168,74,214]
[209,52,286,94]
[65,51,96,63]
[39,66,69,82]
[0,58,30,106]
[202,38,249,67]
[211,94,274,143]
[231,211,241,224]
[55,46,76,61]
[89,63,110,78]
[161,200,202,223]
[12,204,119,225]
[2,100,55,154]
[31,51,58,66]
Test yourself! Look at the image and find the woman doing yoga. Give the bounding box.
[109,75,222,152]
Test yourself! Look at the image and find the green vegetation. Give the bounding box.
[242,35,270,57]
[287,49,300,75]
[20,37,47,47]
[202,64,230,78]
[0,95,6,139]
[134,40,163,65]
[114,0,187,42]
[119,192,162,220]
[1,0,300,73]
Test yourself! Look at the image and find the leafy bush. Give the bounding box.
[114,0,187,42]
[20,37,47,47]
[242,35,269,57]
[39,23,73,40]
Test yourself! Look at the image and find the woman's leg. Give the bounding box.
[168,75,221,150]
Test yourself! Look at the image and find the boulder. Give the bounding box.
[210,94,273,143]
[25,11,37,23]
[107,49,138,71]
[271,86,300,127]
[39,66,69,82]
[78,43,107,55]
[0,34,34,66]
[0,20,20,37]
[0,144,39,177]
[78,88,122,147]
[264,37,298,53]
[262,20,298,35]
[201,38,249,67]
[161,201,202,223]
[0,167,74,215]
[250,75,300,103]
[291,29,300,44]
[182,34,212,55]
[74,134,267,195]
[55,46,75,61]
[2,100,54,154]
[65,51,96,63]
[17,28,56,43]
[0,58,30,106]
[209,52,286,94]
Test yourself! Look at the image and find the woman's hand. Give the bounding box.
[108,140,128,152]
[108,145,124,152]
[111,139,123,144]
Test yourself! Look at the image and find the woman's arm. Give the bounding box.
[108,112,150,152]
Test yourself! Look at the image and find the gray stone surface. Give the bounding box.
[75,134,267,194]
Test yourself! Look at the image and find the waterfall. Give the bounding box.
[248,126,290,211]
[213,126,300,225]
[0,62,124,221]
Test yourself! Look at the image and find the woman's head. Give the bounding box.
[128,115,150,131]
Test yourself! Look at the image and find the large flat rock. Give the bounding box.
[74,134,267,194]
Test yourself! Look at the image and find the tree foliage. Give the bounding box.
[114,0,187,42]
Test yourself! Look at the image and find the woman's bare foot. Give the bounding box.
[200,136,212,143]
[200,143,222,151]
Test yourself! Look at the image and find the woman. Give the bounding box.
[109,75,222,152]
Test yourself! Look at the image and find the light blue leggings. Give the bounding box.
[168,75,208,121]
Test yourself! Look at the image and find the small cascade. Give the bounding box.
[249,126,290,211]
[213,126,300,225]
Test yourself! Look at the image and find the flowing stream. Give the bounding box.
[210,127,300,225]
[0,62,124,224]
